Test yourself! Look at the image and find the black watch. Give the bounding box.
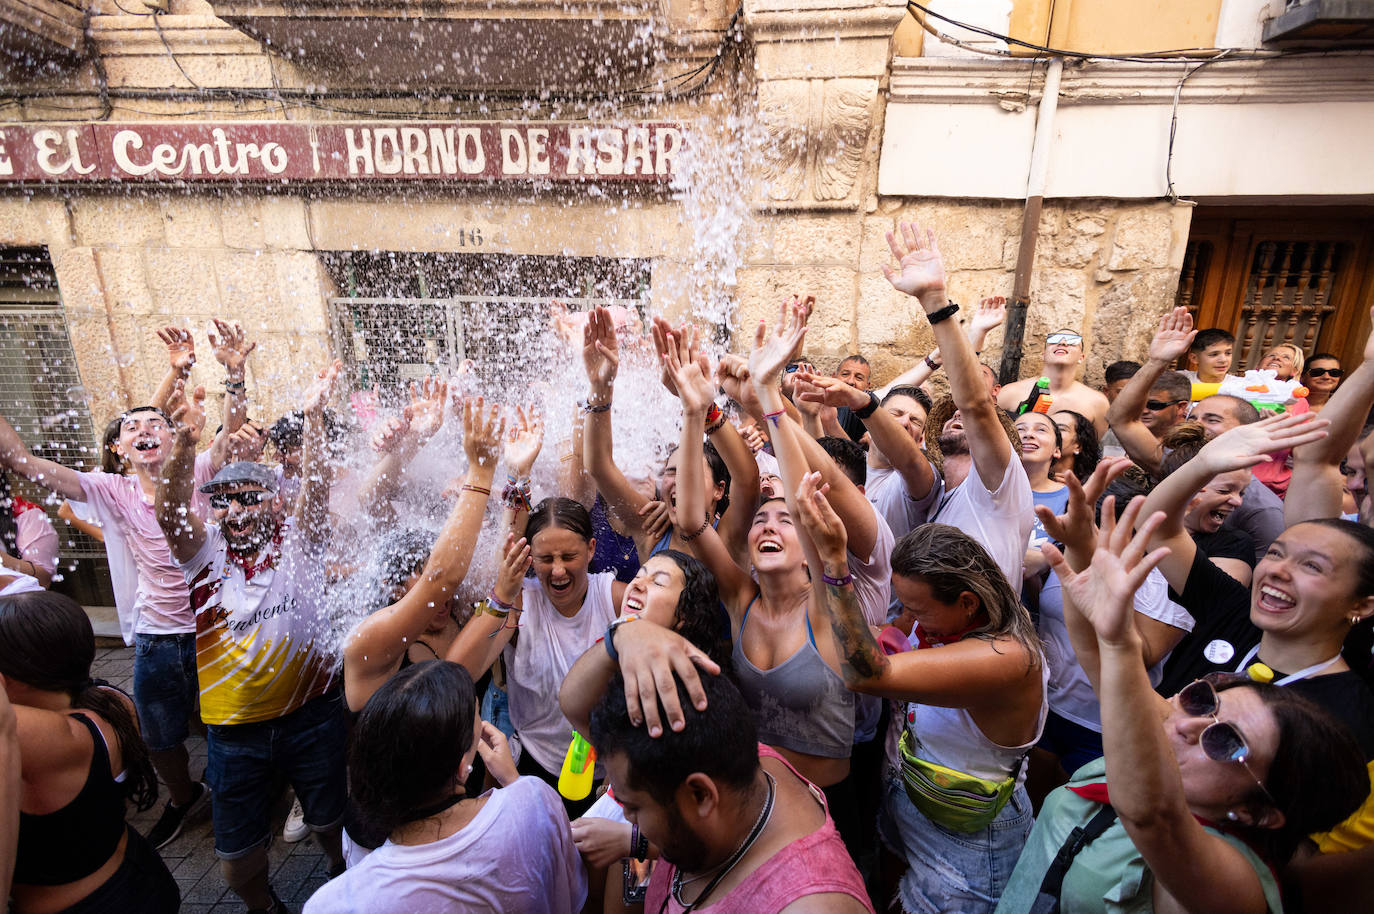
[853,390,880,420]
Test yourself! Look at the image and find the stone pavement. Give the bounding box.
[93,642,331,914]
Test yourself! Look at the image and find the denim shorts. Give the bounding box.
[132,632,198,753]
[205,691,348,860]
[877,771,1032,914]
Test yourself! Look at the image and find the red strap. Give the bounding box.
[1068,781,1218,830]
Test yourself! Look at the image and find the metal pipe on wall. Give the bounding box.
[999,55,1063,386]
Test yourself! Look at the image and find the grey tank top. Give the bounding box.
[731,595,855,759]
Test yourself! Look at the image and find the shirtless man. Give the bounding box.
[997,329,1109,437]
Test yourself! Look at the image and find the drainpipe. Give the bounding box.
[999,56,1063,386]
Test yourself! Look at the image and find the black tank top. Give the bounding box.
[14,713,127,886]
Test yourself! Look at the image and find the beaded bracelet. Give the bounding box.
[679,514,712,542]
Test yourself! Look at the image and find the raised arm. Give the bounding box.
[883,222,1009,490]
[0,414,84,501]
[581,307,652,535]
[1069,505,1276,914]
[150,326,195,414]
[1108,308,1195,477]
[354,377,449,521]
[154,380,208,563]
[798,372,935,500]
[1288,306,1374,526]
[1141,412,1329,593]
[296,360,342,545]
[663,330,756,609]
[445,531,529,678]
[876,296,1008,398]
[343,398,501,710]
[209,319,255,436]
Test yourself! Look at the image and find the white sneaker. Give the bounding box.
[283,797,308,843]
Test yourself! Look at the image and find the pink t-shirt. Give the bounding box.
[646,744,874,914]
[15,507,58,575]
[77,470,196,640]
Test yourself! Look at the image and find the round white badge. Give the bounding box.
[1203,639,1235,664]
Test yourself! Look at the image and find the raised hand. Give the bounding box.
[737,420,767,453]
[1035,456,1133,563]
[882,221,947,305]
[748,297,808,390]
[1147,307,1197,364]
[651,316,682,398]
[493,533,531,605]
[1042,495,1171,648]
[303,360,342,417]
[613,619,721,738]
[462,396,505,470]
[370,415,410,455]
[1198,410,1329,475]
[639,499,671,542]
[794,371,868,411]
[403,376,448,444]
[503,404,544,477]
[969,296,1008,336]
[208,319,256,375]
[157,327,195,373]
[225,423,266,463]
[794,471,848,566]
[716,354,763,420]
[582,306,620,389]
[169,379,206,445]
[661,324,715,414]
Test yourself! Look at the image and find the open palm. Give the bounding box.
[882,222,947,301]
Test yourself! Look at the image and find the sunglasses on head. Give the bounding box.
[1144,399,1185,411]
[208,490,272,510]
[1046,333,1083,346]
[1306,367,1344,379]
[1178,679,1277,808]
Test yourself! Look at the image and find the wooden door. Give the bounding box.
[1175,208,1374,371]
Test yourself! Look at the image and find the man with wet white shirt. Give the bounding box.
[157,366,346,914]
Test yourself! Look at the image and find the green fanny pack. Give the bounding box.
[898,729,1019,833]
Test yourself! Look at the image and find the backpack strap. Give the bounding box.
[1029,803,1119,914]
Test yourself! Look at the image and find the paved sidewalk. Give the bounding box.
[94,643,331,913]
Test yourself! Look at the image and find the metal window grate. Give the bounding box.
[0,247,105,562]
[1238,240,1343,369]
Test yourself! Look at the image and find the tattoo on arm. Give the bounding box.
[824,582,889,685]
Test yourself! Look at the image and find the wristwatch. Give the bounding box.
[603,613,641,663]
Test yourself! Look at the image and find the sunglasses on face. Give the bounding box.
[208,490,272,510]
[1144,399,1185,411]
[1177,680,1277,808]
[1046,333,1083,346]
[1306,367,1344,379]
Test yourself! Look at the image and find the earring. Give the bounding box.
[1226,810,1240,822]
[1353,615,1362,626]
[462,764,473,779]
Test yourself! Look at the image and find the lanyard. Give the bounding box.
[1234,644,1343,685]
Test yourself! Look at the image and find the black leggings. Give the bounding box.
[58,827,179,914]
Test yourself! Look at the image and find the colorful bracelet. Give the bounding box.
[704,402,722,425]
[704,414,728,436]
[821,570,854,587]
[762,408,785,426]
[487,591,517,613]
[477,597,509,619]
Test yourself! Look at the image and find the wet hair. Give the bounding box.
[882,385,933,414]
[1159,422,1209,477]
[100,417,127,475]
[1151,370,1193,404]
[350,660,476,838]
[890,524,1041,665]
[818,436,867,487]
[1105,361,1141,384]
[1191,328,1235,353]
[657,549,731,668]
[0,473,17,557]
[663,441,732,519]
[525,496,594,543]
[1206,674,1369,862]
[1053,410,1101,484]
[0,592,157,811]
[590,670,759,807]
[376,529,434,606]
[118,405,171,427]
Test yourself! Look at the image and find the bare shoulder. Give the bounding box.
[997,377,1034,409]
[779,893,872,914]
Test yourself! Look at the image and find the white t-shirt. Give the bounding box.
[865,463,940,544]
[925,456,1034,586]
[13,507,58,575]
[179,520,336,725]
[1038,567,1194,732]
[585,788,629,825]
[505,573,619,773]
[848,506,894,628]
[307,777,587,914]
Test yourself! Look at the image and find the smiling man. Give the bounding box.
[156,366,346,914]
[997,329,1110,437]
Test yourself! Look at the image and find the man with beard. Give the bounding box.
[881,221,1034,584]
[589,668,873,913]
[156,364,346,914]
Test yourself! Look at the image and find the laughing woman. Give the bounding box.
[1157,422,1256,587]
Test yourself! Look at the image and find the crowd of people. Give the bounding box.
[0,222,1371,914]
